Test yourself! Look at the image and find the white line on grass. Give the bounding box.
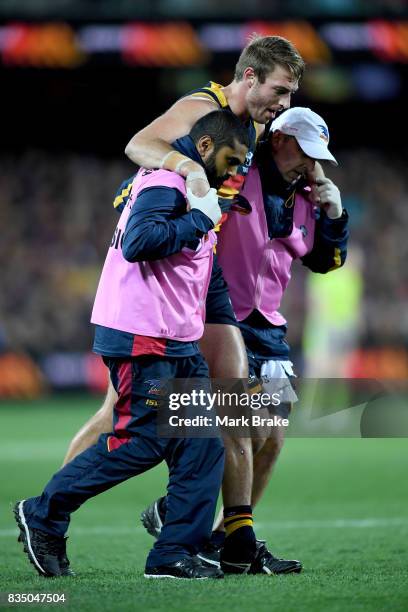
[1,517,408,538]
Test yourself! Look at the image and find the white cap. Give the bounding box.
[271,107,338,166]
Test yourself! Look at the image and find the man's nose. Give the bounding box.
[279,93,291,110]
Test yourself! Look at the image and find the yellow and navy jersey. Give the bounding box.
[183,81,262,216]
[113,176,135,213]
[114,82,260,216]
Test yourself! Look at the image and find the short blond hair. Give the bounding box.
[234,35,305,83]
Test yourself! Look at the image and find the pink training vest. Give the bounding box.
[217,163,316,326]
[91,168,216,341]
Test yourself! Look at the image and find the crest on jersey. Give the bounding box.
[243,150,254,168]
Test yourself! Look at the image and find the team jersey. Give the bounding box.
[114,82,260,217]
[184,81,261,215]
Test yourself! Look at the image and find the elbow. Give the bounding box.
[125,136,141,162]
[122,248,145,263]
[122,247,136,263]
[122,237,142,263]
[124,140,135,161]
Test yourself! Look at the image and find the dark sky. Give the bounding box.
[3,64,405,154]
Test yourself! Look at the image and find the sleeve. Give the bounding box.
[301,209,349,273]
[122,186,214,262]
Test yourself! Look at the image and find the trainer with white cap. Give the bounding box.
[204,105,348,568]
[271,106,343,219]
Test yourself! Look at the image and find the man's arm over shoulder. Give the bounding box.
[122,184,214,262]
[124,97,218,173]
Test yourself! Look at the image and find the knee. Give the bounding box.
[252,437,267,456]
[92,401,114,433]
[259,433,285,463]
[98,412,114,433]
[223,435,252,458]
[102,380,118,410]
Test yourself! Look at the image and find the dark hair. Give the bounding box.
[234,34,305,84]
[189,109,250,151]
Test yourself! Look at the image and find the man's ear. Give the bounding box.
[197,135,214,159]
[272,130,287,150]
[243,67,256,88]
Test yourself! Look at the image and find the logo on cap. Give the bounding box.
[318,124,329,143]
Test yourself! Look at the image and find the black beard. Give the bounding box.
[204,153,229,189]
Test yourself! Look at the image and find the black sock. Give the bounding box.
[222,506,256,564]
[224,505,254,538]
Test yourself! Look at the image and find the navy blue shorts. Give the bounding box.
[104,353,210,438]
[205,255,238,326]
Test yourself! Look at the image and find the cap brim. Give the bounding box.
[297,138,338,166]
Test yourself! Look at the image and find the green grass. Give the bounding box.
[1,396,408,611]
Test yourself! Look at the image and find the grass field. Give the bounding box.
[1,396,407,611]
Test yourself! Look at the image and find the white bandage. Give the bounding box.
[316,178,343,219]
[186,187,222,226]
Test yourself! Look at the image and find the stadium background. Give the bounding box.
[0,1,407,610]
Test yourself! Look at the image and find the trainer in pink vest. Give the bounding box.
[91,169,216,341]
[217,163,316,326]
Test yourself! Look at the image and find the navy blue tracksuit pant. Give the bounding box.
[23,354,224,568]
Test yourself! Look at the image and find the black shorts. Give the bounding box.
[205,255,238,326]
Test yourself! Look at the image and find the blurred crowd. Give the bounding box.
[1,147,407,360]
[329,148,408,348]
[0,152,131,357]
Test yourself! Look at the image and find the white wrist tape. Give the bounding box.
[159,150,177,169]
[159,150,191,174]
[186,170,208,182]
[175,158,193,174]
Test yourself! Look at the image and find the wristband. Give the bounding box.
[160,150,191,173]
[186,170,208,182]
[159,150,177,169]
[175,158,193,175]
